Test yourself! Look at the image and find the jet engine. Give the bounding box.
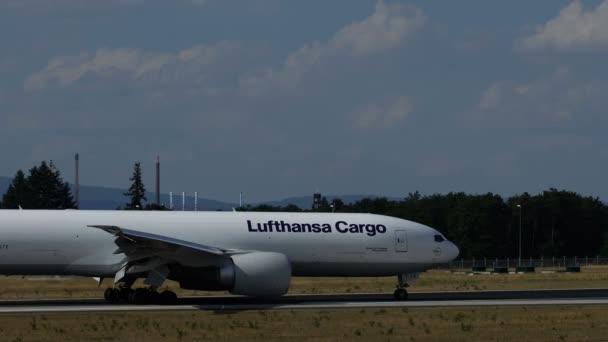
[172,251,291,298]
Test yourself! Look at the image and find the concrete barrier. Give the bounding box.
[493,267,509,274]
[516,266,536,273]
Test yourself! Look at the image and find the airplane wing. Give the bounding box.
[88,225,235,286]
[88,225,226,256]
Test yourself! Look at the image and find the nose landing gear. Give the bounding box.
[393,273,412,301]
[393,288,408,300]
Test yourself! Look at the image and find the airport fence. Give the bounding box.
[442,256,608,271]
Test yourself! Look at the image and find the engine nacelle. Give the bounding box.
[230,252,291,297]
[171,251,291,298]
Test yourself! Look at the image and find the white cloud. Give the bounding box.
[331,1,425,57]
[25,42,240,91]
[239,1,425,95]
[354,95,412,129]
[475,67,608,127]
[518,0,608,50]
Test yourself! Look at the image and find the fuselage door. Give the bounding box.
[395,230,407,252]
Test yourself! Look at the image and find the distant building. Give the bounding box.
[312,192,322,210]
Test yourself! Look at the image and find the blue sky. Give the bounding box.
[1,0,607,203]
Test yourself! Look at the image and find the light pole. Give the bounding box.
[517,204,522,267]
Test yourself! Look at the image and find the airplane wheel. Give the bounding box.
[103,288,112,302]
[130,288,148,305]
[104,288,119,303]
[160,290,178,305]
[128,289,142,304]
[148,291,161,305]
[127,291,135,304]
[118,288,132,303]
[393,288,408,301]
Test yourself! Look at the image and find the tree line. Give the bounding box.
[0,161,164,211]
[0,161,76,209]
[243,190,608,259]
[2,161,607,258]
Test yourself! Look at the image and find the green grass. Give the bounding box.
[1,306,607,341]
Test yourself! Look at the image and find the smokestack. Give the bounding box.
[155,155,160,205]
[74,153,79,209]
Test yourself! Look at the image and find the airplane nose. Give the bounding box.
[447,242,460,261]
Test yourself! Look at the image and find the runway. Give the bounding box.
[1,289,607,313]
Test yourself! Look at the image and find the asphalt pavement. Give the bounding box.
[1,289,607,313]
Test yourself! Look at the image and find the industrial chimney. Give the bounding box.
[155,155,160,206]
[312,191,322,211]
[74,153,79,209]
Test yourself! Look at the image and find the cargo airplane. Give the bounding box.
[0,210,459,304]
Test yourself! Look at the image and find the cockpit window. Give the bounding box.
[434,234,445,242]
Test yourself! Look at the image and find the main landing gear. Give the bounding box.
[393,274,409,301]
[104,286,178,305]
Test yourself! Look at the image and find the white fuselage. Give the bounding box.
[0,210,459,277]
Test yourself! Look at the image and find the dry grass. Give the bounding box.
[291,266,608,293]
[1,266,607,300]
[2,267,607,340]
[1,305,607,341]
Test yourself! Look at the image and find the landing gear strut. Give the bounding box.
[393,274,409,301]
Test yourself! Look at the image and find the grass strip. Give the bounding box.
[1,266,608,300]
[1,305,607,341]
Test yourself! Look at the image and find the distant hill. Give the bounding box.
[77,184,236,211]
[0,176,234,210]
[0,175,385,210]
